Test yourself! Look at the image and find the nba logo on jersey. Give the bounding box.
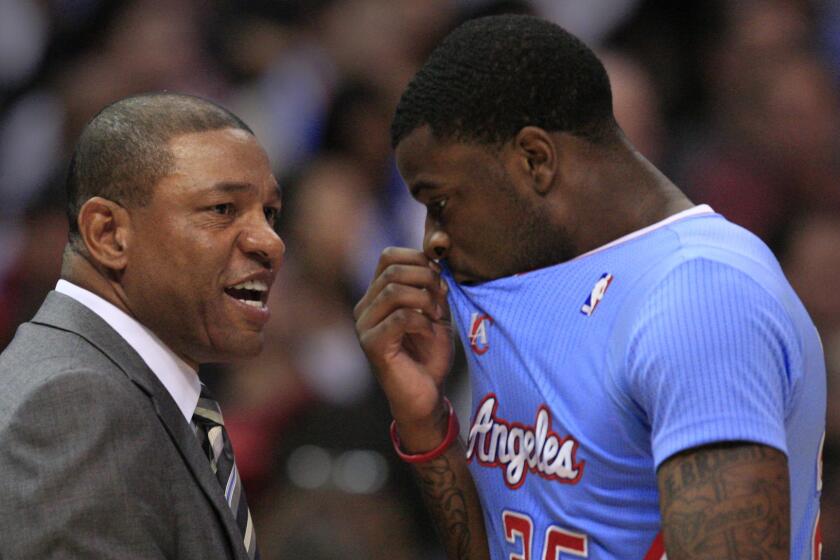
[469,313,493,355]
[580,273,614,316]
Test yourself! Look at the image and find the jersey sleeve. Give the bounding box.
[623,258,800,469]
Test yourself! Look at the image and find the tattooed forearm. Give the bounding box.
[416,453,472,558]
[413,442,489,560]
[657,442,790,560]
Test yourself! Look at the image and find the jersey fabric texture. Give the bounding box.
[443,206,826,560]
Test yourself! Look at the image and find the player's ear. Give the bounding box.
[513,126,557,195]
[77,196,131,272]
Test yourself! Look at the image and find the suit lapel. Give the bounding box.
[31,291,248,559]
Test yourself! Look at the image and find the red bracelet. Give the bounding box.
[390,398,460,463]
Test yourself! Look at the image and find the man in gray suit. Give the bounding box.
[0,93,284,559]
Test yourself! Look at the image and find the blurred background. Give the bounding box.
[0,0,838,557]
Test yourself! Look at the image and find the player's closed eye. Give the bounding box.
[428,198,447,219]
[264,206,279,225]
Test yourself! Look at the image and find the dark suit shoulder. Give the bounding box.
[0,321,139,421]
[0,326,181,558]
[0,300,241,559]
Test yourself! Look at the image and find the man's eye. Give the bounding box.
[428,198,447,216]
[264,207,279,223]
[212,203,235,216]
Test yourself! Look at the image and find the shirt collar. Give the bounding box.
[573,204,715,261]
[55,279,201,423]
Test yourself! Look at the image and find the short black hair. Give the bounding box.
[391,14,616,148]
[66,92,253,244]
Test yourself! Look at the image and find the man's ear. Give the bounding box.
[513,126,558,195]
[77,196,131,271]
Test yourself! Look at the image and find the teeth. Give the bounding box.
[240,299,266,308]
[231,279,268,291]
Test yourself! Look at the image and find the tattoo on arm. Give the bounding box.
[657,442,790,560]
[414,452,478,560]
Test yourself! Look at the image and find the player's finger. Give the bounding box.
[358,307,436,365]
[429,275,450,319]
[372,246,431,279]
[356,283,442,332]
[354,263,442,319]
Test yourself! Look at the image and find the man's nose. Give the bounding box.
[424,228,450,262]
[239,219,285,269]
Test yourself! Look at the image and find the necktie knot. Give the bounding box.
[193,384,225,427]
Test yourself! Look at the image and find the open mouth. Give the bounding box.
[224,279,268,308]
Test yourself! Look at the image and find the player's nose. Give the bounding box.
[424,229,450,262]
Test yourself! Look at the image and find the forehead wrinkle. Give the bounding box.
[208,181,281,202]
[213,181,255,194]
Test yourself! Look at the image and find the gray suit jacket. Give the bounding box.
[0,291,252,559]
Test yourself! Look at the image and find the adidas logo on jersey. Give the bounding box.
[467,394,584,489]
[580,272,614,316]
[469,313,493,355]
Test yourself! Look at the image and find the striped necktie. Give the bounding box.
[192,385,259,559]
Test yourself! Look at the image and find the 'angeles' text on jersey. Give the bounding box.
[467,394,584,489]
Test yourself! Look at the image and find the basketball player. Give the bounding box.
[354,15,826,560]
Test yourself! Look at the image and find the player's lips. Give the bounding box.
[223,271,275,324]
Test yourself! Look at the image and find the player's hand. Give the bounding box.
[354,247,454,450]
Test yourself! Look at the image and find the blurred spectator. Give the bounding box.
[822,437,840,558]
[320,80,425,293]
[817,0,840,80]
[533,0,640,45]
[784,214,840,436]
[601,51,667,165]
[220,157,377,490]
[0,0,48,90]
[256,485,426,559]
[681,0,840,250]
[229,0,456,173]
[0,179,67,349]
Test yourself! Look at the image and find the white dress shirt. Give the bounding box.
[56,279,201,423]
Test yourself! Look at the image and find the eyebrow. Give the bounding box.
[210,181,282,201]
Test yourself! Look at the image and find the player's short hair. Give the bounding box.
[66,92,253,244]
[391,14,617,148]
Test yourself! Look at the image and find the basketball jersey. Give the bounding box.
[443,206,826,559]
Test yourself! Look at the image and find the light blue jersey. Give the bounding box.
[444,206,826,559]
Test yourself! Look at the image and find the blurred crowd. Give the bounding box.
[0,0,838,557]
